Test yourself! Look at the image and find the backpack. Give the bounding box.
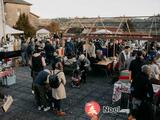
[49,71,62,88]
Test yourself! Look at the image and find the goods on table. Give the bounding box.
[119,70,131,81]
[0,60,16,86]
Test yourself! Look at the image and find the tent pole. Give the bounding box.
[154,15,158,36]
[149,16,154,37]
[113,17,124,57]
[107,39,108,57]
[113,39,115,57]
[85,17,98,58]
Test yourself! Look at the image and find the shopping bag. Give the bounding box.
[2,95,13,112]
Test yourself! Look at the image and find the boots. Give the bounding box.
[53,109,66,116]
[56,111,66,116]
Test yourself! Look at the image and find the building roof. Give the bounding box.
[29,12,39,18]
[4,0,32,6]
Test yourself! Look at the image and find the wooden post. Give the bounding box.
[113,39,115,57]
[106,39,109,57]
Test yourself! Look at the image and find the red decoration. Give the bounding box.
[85,101,100,118]
[119,76,130,80]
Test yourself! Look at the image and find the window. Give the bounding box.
[17,9,21,16]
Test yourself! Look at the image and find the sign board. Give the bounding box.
[2,96,13,112]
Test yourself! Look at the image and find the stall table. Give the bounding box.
[94,60,112,79]
[95,60,112,66]
[112,81,160,103]
[0,68,16,86]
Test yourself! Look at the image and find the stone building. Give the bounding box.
[4,0,39,28]
[29,12,39,29]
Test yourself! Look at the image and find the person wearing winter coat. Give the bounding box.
[52,62,66,116]
[33,69,51,112]
[77,54,91,83]
[29,46,46,93]
[129,51,145,80]
[130,65,154,120]
[119,46,131,70]
[21,40,28,66]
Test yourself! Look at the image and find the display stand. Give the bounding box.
[0,63,16,86]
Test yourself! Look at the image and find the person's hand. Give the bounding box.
[84,64,89,67]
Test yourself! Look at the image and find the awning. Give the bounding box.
[5,25,24,34]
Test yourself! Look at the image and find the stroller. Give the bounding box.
[71,69,82,88]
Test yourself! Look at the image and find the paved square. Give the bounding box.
[0,66,127,120]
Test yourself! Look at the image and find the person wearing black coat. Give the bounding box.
[130,65,154,120]
[44,41,55,64]
[129,51,145,80]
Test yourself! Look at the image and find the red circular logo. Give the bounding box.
[85,101,100,117]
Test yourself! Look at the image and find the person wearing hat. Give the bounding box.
[77,54,90,83]
[29,46,46,93]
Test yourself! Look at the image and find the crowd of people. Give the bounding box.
[118,42,160,120]
[20,37,160,119]
[1,35,160,120]
[20,37,92,117]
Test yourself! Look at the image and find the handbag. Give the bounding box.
[2,95,13,112]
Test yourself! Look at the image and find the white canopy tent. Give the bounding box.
[82,29,90,34]
[36,28,50,34]
[5,25,24,34]
[92,29,112,34]
[36,28,50,39]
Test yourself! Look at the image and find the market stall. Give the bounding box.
[112,69,160,111]
[0,25,23,60]
[36,28,50,39]
[93,58,113,79]
[112,81,160,103]
[0,60,16,86]
[5,25,24,35]
[0,25,22,85]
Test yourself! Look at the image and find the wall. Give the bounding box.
[4,3,30,27]
[29,13,39,29]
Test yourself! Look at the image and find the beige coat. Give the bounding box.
[52,69,66,100]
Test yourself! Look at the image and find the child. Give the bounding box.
[71,69,81,88]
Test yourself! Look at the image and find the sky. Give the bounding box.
[25,0,160,18]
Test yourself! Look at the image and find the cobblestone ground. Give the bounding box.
[0,66,127,120]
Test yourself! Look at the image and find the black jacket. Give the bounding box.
[131,72,154,102]
[129,58,145,79]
